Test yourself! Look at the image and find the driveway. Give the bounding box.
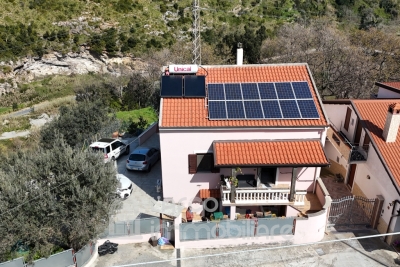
[111,133,162,223]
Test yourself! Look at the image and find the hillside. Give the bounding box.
[0,0,399,62]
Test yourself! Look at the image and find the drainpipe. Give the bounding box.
[384,199,400,243]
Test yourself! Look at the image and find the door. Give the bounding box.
[261,168,277,186]
[354,121,362,145]
[348,164,357,189]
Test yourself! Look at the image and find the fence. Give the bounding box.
[102,217,161,237]
[179,217,295,241]
[0,243,95,267]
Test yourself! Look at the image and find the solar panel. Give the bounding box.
[161,75,183,97]
[184,76,206,97]
[244,101,263,118]
[280,100,301,118]
[241,83,259,100]
[208,101,227,119]
[224,83,242,100]
[226,101,245,119]
[292,82,312,99]
[258,83,277,99]
[208,84,225,100]
[297,100,320,118]
[275,83,295,99]
[261,101,282,118]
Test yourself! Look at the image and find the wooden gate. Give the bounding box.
[328,196,376,228]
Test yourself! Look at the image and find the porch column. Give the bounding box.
[289,167,298,202]
[230,206,236,220]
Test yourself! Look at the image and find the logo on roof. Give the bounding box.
[169,64,198,74]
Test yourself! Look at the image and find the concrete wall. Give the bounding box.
[324,141,348,180]
[377,88,400,99]
[353,146,398,235]
[160,128,326,212]
[324,104,357,142]
[139,122,158,145]
[174,209,328,249]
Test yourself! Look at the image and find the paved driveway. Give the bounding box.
[111,133,162,222]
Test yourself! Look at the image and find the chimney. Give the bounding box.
[382,103,400,142]
[236,42,243,66]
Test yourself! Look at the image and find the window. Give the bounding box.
[188,153,219,174]
[336,156,340,163]
[105,146,111,154]
[332,134,340,145]
[111,141,123,150]
[344,107,352,131]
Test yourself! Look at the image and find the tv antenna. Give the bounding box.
[192,0,204,65]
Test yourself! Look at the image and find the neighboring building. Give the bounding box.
[374,82,400,99]
[323,99,400,242]
[158,63,330,223]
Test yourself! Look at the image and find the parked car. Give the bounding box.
[116,174,133,199]
[90,138,130,162]
[126,147,160,172]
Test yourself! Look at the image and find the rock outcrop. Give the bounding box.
[0,47,148,95]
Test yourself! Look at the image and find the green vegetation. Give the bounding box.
[116,107,158,124]
[0,0,398,61]
[0,107,11,115]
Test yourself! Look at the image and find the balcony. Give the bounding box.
[220,186,307,206]
[349,145,369,163]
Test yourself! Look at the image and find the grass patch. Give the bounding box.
[116,107,158,124]
[0,116,31,133]
[0,107,11,115]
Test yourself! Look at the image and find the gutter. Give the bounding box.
[350,101,400,196]
[159,125,329,131]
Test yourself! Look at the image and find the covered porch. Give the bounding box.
[213,139,330,207]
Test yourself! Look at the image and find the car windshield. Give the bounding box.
[129,154,145,161]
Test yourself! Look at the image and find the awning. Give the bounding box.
[213,139,329,167]
[153,201,185,218]
[199,189,221,199]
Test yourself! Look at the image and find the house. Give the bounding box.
[157,60,335,249]
[323,98,400,243]
[373,82,400,99]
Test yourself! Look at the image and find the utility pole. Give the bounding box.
[192,0,201,65]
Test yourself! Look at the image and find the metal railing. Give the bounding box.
[101,217,161,238]
[349,145,369,162]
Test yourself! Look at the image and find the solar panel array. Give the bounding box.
[208,82,319,120]
[160,75,206,97]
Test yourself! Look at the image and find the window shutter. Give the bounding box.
[188,154,197,174]
[344,107,352,131]
[363,134,371,147]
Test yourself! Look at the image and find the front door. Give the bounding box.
[261,167,277,186]
[348,164,357,189]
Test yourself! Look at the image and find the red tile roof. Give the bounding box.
[160,64,328,128]
[352,100,400,188]
[213,140,329,166]
[382,82,400,91]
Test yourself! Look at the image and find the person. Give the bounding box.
[165,67,170,76]
[186,206,193,222]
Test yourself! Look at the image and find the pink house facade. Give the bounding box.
[158,63,332,247]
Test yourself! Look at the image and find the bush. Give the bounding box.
[127,116,148,135]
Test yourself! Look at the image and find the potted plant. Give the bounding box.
[229,176,238,187]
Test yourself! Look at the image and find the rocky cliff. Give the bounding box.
[0,46,148,95]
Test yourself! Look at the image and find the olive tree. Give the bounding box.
[0,136,119,262]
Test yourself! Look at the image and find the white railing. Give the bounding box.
[221,187,307,205]
[294,191,307,205]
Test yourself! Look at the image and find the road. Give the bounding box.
[94,230,399,267]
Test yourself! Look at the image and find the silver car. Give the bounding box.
[126,147,160,172]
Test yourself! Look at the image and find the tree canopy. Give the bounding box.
[0,136,118,262]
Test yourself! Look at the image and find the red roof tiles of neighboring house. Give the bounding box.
[382,82,400,91]
[160,64,328,128]
[352,99,400,188]
[213,140,329,166]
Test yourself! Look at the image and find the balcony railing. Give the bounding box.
[349,145,369,163]
[220,187,306,206]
